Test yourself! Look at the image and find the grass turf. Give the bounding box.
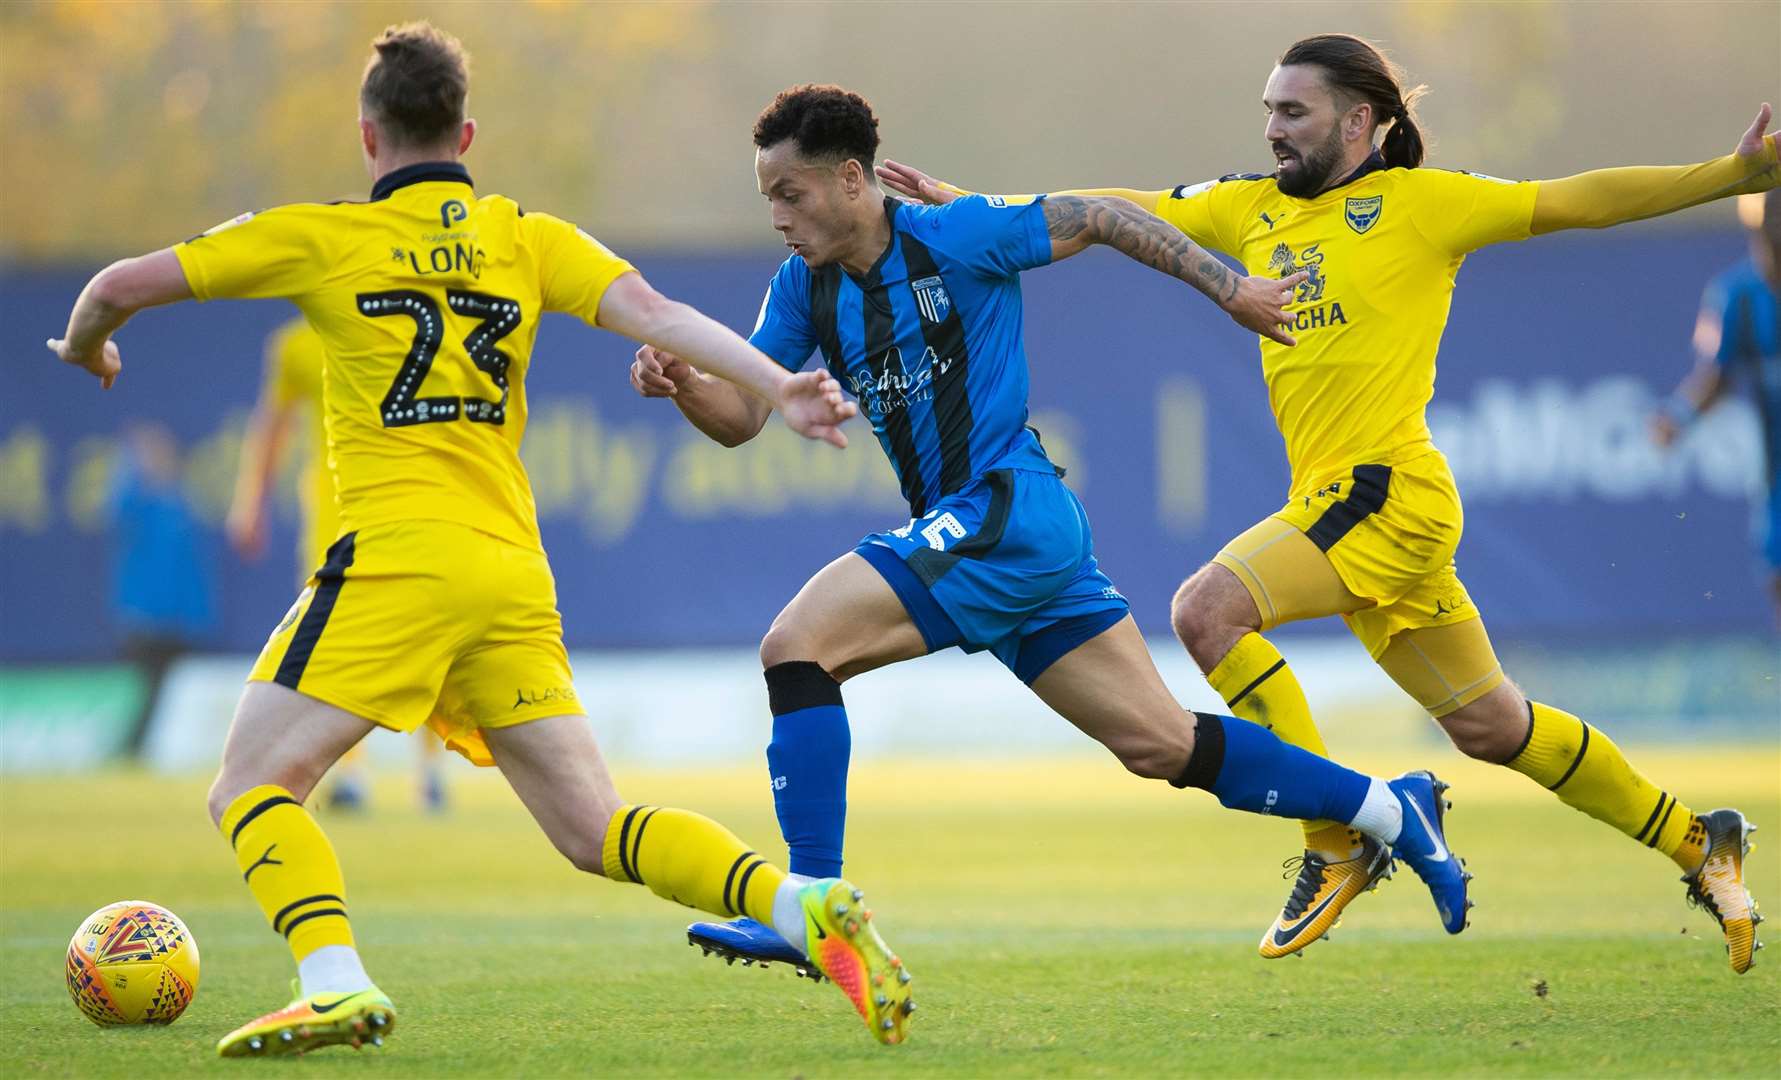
[3,749,1776,1077]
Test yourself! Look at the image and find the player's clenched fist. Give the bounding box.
[631,344,700,397]
[46,336,122,389]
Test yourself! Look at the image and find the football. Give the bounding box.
[65,901,200,1026]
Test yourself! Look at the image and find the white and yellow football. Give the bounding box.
[65,901,200,1025]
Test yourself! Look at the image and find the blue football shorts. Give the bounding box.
[854,468,1130,685]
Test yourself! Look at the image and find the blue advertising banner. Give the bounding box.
[2,224,1769,659]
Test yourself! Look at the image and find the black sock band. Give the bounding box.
[1171,712,1227,790]
[1494,699,1537,767]
[764,660,843,716]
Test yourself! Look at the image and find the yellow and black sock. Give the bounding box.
[1506,702,1698,870]
[219,785,355,962]
[1207,633,1351,856]
[601,804,788,926]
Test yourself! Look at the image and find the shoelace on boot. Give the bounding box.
[1279,854,1331,921]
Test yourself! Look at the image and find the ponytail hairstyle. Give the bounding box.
[1279,34,1428,168]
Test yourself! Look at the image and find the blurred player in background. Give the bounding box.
[108,422,218,747]
[48,22,919,1054]
[228,316,448,813]
[638,84,1480,976]
[882,33,1776,971]
[1653,190,1781,627]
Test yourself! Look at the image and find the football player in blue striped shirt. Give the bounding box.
[632,84,1474,972]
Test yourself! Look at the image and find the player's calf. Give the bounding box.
[1436,683,1532,764]
[1096,716,1194,781]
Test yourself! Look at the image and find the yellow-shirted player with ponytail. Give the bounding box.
[881,32,1774,972]
[49,21,916,1056]
[228,317,448,813]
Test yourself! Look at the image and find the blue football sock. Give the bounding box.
[763,661,850,879]
[1171,712,1369,824]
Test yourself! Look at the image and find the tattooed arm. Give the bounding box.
[1041,195,1302,345]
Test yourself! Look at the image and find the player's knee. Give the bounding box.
[1170,573,1226,663]
[563,839,607,877]
[204,775,236,828]
[758,617,813,670]
[1168,578,1202,642]
[1118,741,1190,781]
[1440,694,1527,763]
[206,762,323,827]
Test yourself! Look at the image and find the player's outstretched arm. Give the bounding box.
[1041,194,1306,346]
[875,160,1167,212]
[1651,357,1729,448]
[1531,103,1778,235]
[46,248,193,389]
[1651,292,1737,447]
[599,272,856,448]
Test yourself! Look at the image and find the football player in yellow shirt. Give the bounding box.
[48,22,917,1054]
[880,32,1774,972]
[228,317,449,813]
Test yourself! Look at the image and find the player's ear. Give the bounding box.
[457,118,476,156]
[359,117,378,162]
[1346,100,1373,143]
[839,158,865,197]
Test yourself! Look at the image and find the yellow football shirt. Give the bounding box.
[263,316,338,573]
[176,162,635,551]
[1153,159,1539,494]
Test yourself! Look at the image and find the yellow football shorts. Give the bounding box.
[249,520,580,765]
[1214,450,1505,716]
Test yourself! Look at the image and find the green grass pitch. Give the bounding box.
[3,749,1776,1077]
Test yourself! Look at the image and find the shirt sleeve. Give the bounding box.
[172,205,335,301]
[903,194,1053,278]
[1152,179,1241,254]
[747,258,817,372]
[1406,169,1540,256]
[530,212,637,325]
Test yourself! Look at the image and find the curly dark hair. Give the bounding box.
[753,84,880,168]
